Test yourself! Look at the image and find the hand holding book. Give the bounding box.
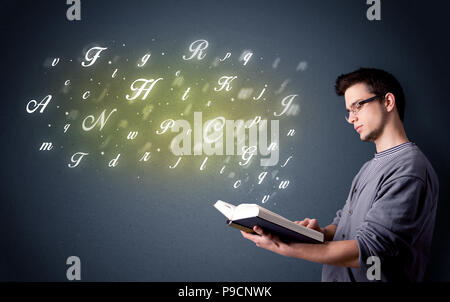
[293,218,325,235]
[214,200,324,244]
[240,225,294,258]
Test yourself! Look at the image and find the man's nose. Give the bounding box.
[346,112,357,124]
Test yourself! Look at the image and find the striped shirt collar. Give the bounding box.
[374,141,414,159]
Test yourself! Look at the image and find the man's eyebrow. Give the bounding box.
[346,99,363,110]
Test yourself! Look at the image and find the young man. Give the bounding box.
[241,67,439,282]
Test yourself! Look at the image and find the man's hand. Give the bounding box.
[294,218,337,242]
[294,218,325,234]
[240,220,357,267]
[240,226,294,257]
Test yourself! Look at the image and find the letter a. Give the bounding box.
[66,0,81,21]
[66,256,81,280]
[366,0,381,21]
[366,256,381,280]
[26,95,52,114]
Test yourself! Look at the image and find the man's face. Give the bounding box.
[344,83,386,142]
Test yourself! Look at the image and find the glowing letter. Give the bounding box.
[127,131,138,139]
[82,91,90,100]
[219,52,231,62]
[279,180,290,189]
[68,152,89,168]
[109,154,120,167]
[169,157,182,169]
[156,119,175,135]
[220,165,226,174]
[258,171,268,184]
[246,116,261,129]
[182,87,191,101]
[274,94,297,117]
[182,39,209,60]
[138,53,151,67]
[39,142,53,151]
[81,46,107,67]
[200,157,208,171]
[233,180,242,189]
[239,146,257,166]
[126,78,163,101]
[52,58,60,66]
[281,156,293,167]
[82,108,117,131]
[253,85,267,100]
[242,52,253,66]
[140,152,151,162]
[214,76,237,92]
[26,95,52,113]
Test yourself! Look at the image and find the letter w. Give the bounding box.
[127,131,138,139]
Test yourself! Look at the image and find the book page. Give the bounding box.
[214,200,235,220]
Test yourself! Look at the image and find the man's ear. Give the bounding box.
[384,92,396,113]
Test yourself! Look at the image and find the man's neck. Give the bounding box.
[374,120,409,153]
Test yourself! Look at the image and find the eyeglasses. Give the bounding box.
[345,95,382,123]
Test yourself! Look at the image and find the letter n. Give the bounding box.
[82,109,117,131]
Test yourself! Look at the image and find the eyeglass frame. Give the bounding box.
[345,94,385,122]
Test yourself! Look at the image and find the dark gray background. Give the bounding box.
[1,0,449,281]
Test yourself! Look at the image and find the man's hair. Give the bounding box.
[335,67,405,122]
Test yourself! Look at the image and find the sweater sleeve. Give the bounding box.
[355,176,428,278]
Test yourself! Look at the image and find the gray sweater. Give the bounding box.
[322,142,439,282]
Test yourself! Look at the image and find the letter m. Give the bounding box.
[39,142,53,151]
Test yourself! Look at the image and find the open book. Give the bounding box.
[214,200,324,244]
